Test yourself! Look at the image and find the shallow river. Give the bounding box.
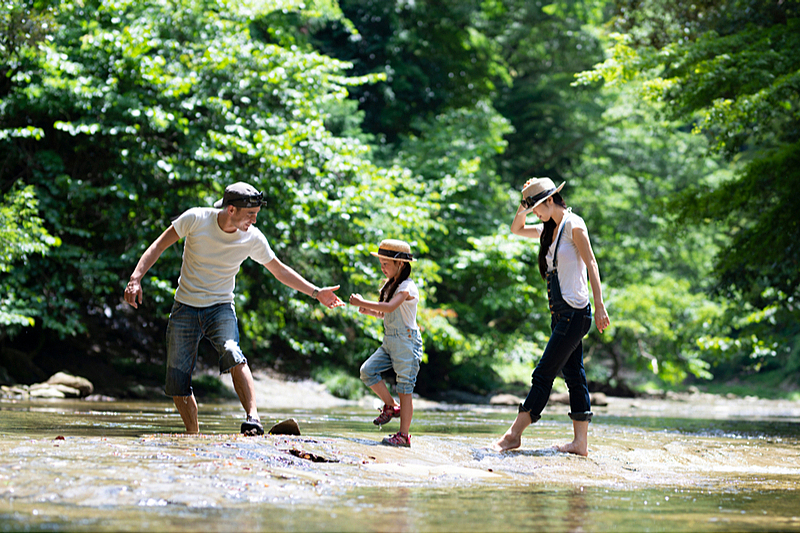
[1,394,799,532]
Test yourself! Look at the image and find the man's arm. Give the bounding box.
[124,226,180,309]
[263,257,344,309]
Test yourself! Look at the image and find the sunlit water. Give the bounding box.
[1,396,799,532]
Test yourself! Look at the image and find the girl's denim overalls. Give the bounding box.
[520,214,594,422]
[359,297,423,395]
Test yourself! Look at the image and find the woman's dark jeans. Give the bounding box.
[520,305,593,422]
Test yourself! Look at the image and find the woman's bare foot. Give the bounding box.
[555,420,589,456]
[492,411,535,452]
[492,432,521,452]
[554,440,588,457]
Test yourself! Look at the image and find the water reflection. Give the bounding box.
[1,398,799,532]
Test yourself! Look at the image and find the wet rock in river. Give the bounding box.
[0,372,95,399]
[30,383,78,398]
[489,394,523,406]
[0,384,29,398]
[46,372,94,396]
[549,391,608,406]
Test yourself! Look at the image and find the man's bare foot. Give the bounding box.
[492,433,521,452]
[554,441,588,457]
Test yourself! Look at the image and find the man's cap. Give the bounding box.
[213,182,266,209]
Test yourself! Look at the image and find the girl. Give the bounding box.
[349,239,423,448]
[493,178,610,456]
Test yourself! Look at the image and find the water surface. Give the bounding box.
[1,397,799,532]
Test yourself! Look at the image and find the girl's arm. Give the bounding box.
[358,306,384,319]
[573,226,610,334]
[349,290,410,314]
[510,204,542,239]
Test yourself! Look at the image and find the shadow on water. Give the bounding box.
[1,398,800,532]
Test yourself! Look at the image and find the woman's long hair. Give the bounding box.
[380,261,412,302]
[537,193,568,280]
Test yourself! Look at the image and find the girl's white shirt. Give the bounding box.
[385,279,420,329]
[539,212,590,309]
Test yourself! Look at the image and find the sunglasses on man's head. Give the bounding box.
[230,191,265,207]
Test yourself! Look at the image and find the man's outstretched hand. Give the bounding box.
[316,285,345,309]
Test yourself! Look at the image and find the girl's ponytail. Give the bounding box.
[380,262,412,302]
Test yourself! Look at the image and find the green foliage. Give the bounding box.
[476,0,608,184]
[0,184,60,332]
[3,0,797,397]
[1,0,457,386]
[310,0,510,141]
[574,0,800,387]
[312,366,364,400]
[672,142,800,305]
[606,276,717,384]
[191,373,237,399]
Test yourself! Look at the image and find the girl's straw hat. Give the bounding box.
[520,177,565,212]
[371,239,416,262]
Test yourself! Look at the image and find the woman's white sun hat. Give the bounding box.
[371,239,416,262]
[520,177,565,214]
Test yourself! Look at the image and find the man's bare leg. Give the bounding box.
[555,420,589,456]
[173,394,199,434]
[369,381,398,408]
[231,363,260,421]
[492,411,533,451]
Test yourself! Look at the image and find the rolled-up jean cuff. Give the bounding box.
[361,375,383,388]
[569,411,594,422]
[518,403,542,423]
[220,353,247,375]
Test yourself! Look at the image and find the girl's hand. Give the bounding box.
[349,293,364,306]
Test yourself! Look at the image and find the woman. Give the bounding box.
[493,177,610,456]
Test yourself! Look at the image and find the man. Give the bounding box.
[123,182,343,435]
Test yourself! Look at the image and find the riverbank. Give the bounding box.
[225,370,800,424]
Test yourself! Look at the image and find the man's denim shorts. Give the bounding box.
[164,301,247,397]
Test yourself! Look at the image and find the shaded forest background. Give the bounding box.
[2,0,798,400]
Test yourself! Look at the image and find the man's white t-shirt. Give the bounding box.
[541,212,590,309]
[386,279,420,329]
[171,208,275,307]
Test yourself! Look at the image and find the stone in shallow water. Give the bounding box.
[489,393,522,406]
[29,386,66,398]
[45,371,94,396]
[269,418,301,436]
